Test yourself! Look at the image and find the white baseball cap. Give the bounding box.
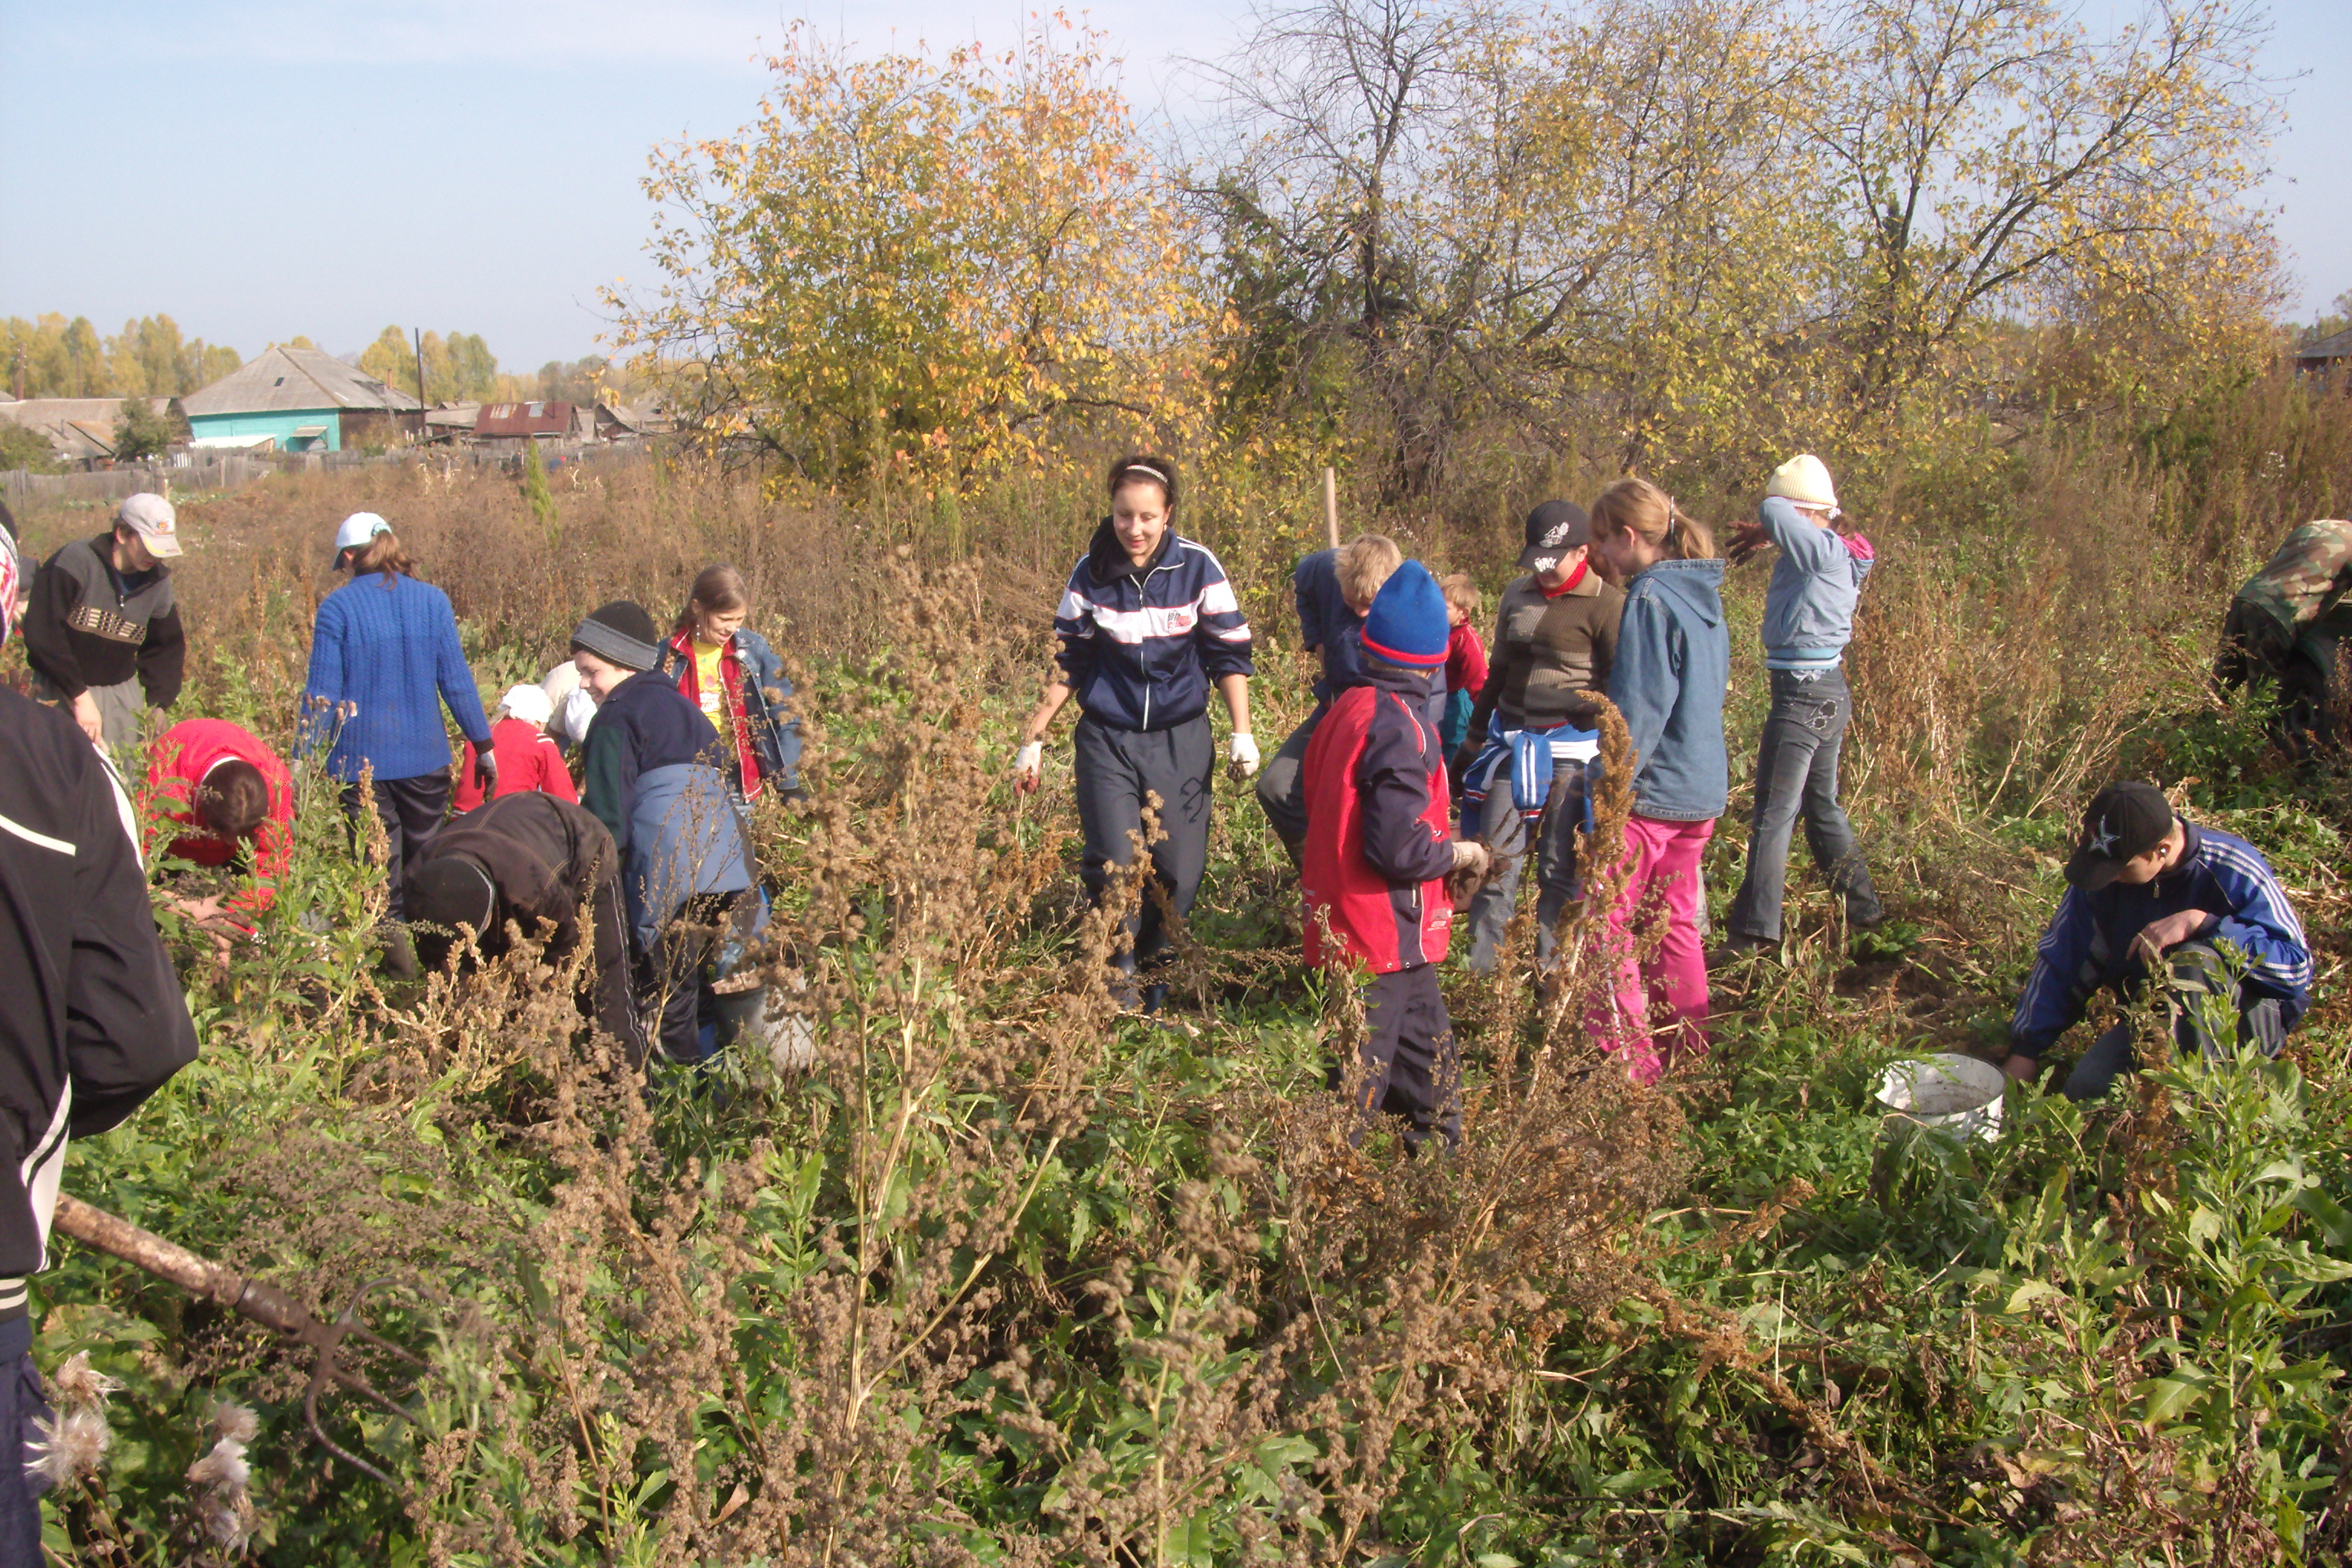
[117,493,183,558]
[332,511,391,567]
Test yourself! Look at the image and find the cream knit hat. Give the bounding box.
[1766,453,1838,511]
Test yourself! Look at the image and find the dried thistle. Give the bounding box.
[28,1406,113,1488]
[48,1350,122,1409]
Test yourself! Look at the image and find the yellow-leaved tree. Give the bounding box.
[614,19,1212,486]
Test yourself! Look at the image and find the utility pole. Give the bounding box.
[413,328,429,446]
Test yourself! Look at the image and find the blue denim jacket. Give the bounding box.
[1606,558,1730,822]
[1757,495,1873,671]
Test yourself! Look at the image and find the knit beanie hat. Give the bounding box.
[1766,454,1838,511]
[572,600,661,671]
[0,517,18,644]
[1360,560,1449,668]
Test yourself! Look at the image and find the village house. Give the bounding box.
[181,344,420,452]
[0,397,178,467]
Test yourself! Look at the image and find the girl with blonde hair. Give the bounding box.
[1587,479,1728,1083]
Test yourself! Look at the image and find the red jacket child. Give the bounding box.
[456,685,577,812]
[142,717,294,915]
[1302,658,1458,973]
[1300,562,1476,1152]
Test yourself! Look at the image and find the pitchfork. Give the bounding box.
[51,1194,427,1485]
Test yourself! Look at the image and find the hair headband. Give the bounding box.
[1119,464,1170,487]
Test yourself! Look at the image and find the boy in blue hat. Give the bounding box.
[1302,560,1488,1149]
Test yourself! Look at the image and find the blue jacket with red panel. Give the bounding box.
[1302,661,1456,974]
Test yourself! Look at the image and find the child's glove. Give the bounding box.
[1446,838,1492,903]
[1227,733,1260,780]
[1014,740,1044,792]
[474,746,499,796]
[1726,518,1769,566]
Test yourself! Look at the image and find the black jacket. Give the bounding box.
[580,671,726,854]
[413,792,637,1051]
[0,689,198,1307]
[21,533,186,707]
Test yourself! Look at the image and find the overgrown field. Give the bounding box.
[15,381,2352,1565]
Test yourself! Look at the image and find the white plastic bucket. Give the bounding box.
[1875,1054,2007,1142]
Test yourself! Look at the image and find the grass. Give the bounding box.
[10,394,2352,1564]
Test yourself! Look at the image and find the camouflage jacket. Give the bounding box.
[2236,520,2352,648]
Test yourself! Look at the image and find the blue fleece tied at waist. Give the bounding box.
[1462,712,1600,822]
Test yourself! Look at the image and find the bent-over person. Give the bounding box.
[2004,781,2311,1101]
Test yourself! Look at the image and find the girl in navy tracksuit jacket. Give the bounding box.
[1014,457,1256,1009]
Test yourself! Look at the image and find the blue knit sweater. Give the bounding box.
[300,572,492,783]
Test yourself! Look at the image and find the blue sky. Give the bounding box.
[2,0,2345,371]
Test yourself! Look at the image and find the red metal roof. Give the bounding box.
[473,400,578,437]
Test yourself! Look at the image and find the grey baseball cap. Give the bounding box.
[118,493,183,558]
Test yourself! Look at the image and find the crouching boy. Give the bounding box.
[1302,561,1489,1149]
[2003,781,2311,1101]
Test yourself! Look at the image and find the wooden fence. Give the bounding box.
[2,439,655,517]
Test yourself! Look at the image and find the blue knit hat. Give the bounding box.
[1360,560,1449,668]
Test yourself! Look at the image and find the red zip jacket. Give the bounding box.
[664,629,763,799]
[1302,662,1457,973]
[142,718,294,916]
[456,717,578,812]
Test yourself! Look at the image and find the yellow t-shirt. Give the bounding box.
[694,637,736,748]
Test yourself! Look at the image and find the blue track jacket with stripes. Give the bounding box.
[1054,519,1254,732]
[2010,819,2312,1060]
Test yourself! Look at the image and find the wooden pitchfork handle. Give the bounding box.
[51,1193,425,1485]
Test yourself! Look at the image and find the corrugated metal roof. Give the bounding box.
[474,400,578,437]
[182,344,422,415]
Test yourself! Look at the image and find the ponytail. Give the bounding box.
[1592,479,1715,561]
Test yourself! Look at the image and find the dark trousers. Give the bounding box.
[0,1320,50,1561]
[1727,669,1880,942]
[342,773,451,923]
[1253,704,1326,855]
[1073,714,1214,974]
[1465,758,1590,973]
[1331,965,1459,1150]
[2063,942,2289,1101]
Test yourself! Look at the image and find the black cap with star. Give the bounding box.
[2063,781,2174,890]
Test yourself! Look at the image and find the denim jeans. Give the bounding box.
[1726,668,1880,942]
[1463,758,1589,973]
[2062,942,2289,1101]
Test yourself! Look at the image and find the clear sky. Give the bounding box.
[2,0,2346,371]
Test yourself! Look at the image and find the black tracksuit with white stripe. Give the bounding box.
[0,688,199,1319]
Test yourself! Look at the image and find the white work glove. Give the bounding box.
[1227,732,1260,779]
[1450,839,1491,877]
[1014,740,1044,792]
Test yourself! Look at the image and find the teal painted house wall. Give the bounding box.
[186,410,341,451]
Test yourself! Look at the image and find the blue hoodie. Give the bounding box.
[1756,495,1873,671]
[1606,558,1730,821]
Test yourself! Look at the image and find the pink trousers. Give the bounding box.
[1593,815,1714,1085]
